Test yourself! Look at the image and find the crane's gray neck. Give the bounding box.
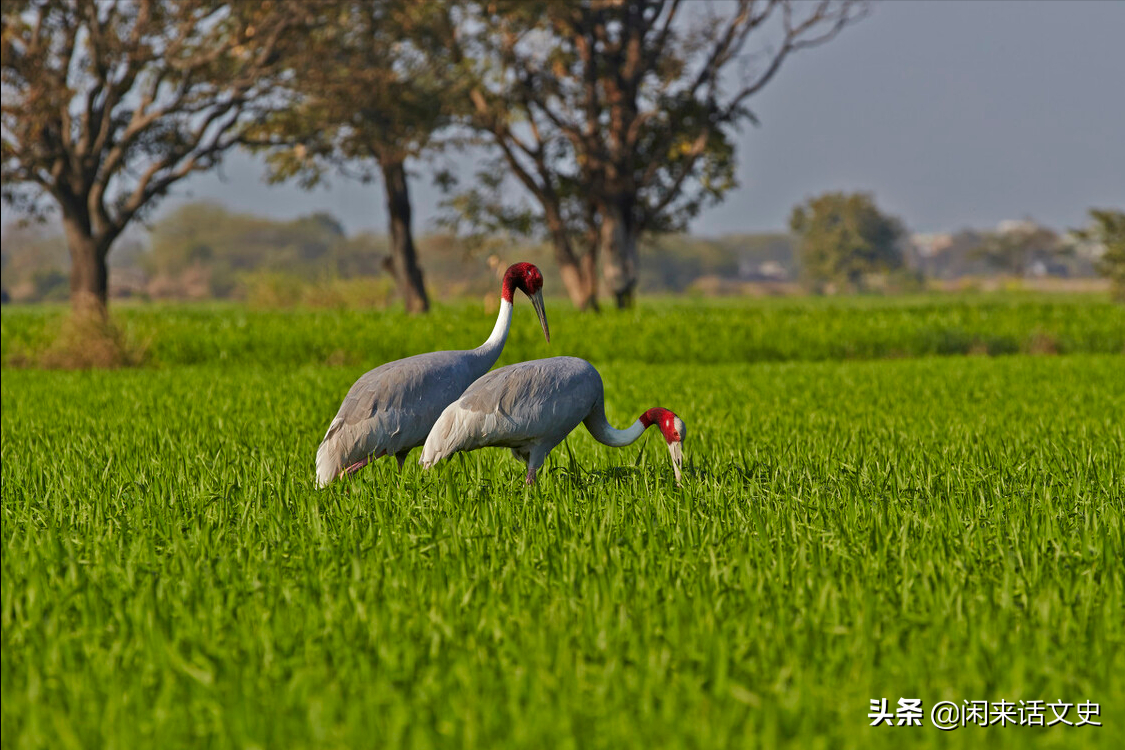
[472,298,512,370]
[587,415,647,448]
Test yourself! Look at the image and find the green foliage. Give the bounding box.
[1074,208,1125,301]
[790,192,905,292]
[3,339,1122,748]
[146,202,388,295]
[971,222,1068,276]
[249,0,461,180]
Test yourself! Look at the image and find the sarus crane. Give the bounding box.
[315,262,550,487]
[421,356,686,485]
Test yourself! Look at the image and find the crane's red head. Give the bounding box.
[501,262,545,302]
[500,262,549,342]
[640,407,686,444]
[640,407,686,485]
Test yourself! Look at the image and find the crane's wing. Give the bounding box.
[421,357,601,466]
[317,350,482,486]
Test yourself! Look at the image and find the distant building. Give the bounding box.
[910,233,954,258]
[738,259,790,281]
[996,219,1041,236]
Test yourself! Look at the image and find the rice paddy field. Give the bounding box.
[2,294,1124,749]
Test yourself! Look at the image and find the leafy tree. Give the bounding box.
[1,0,306,316]
[1073,208,1125,301]
[458,0,866,308]
[249,1,462,314]
[971,221,1068,278]
[789,192,904,292]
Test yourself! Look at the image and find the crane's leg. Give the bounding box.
[395,451,409,471]
[511,447,538,484]
[525,446,550,486]
[344,449,387,477]
[344,457,369,475]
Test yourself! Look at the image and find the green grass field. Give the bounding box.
[3,293,1122,367]
[2,296,1123,749]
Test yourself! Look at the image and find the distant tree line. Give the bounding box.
[787,193,1116,295]
[3,0,867,317]
[6,195,1119,306]
[0,199,799,303]
[7,2,1120,314]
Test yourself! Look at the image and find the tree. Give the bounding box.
[971,220,1068,278]
[1,0,306,316]
[1073,208,1125,301]
[249,1,462,314]
[458,0,866,308]
[789,192,904,292]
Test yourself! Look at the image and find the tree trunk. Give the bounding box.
[62,214,109,318]
[579,245,600,312]
[545,209,599,311]
[381,160,430,314]
[555,250,596,310]
[599,199,639,309]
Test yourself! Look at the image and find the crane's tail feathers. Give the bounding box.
[315,440,341,489]
[316,414,403,488]
[315,417,358,489]
[421,407,475,469]
[420,440,454,470]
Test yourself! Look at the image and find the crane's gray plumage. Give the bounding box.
[317,349,492,485]
[421,356,685,484]
[422,357,600,472]
[316,264,548,487]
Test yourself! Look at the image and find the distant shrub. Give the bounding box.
[9,312,150,369]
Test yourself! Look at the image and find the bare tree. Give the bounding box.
[1,0,306,315]
[438,125,603,311]
[459,0,866,308]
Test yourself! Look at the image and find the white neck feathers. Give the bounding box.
[474,298,513,368]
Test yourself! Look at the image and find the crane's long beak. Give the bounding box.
[668,441,683,486]
[529,290,550,343]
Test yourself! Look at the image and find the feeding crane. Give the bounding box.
[421,356,686,485]
[315,262,549,487]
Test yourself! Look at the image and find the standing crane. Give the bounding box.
[421,356,686,485]
[316,262,549,487]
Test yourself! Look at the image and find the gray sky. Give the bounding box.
[17,0,1125,238]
